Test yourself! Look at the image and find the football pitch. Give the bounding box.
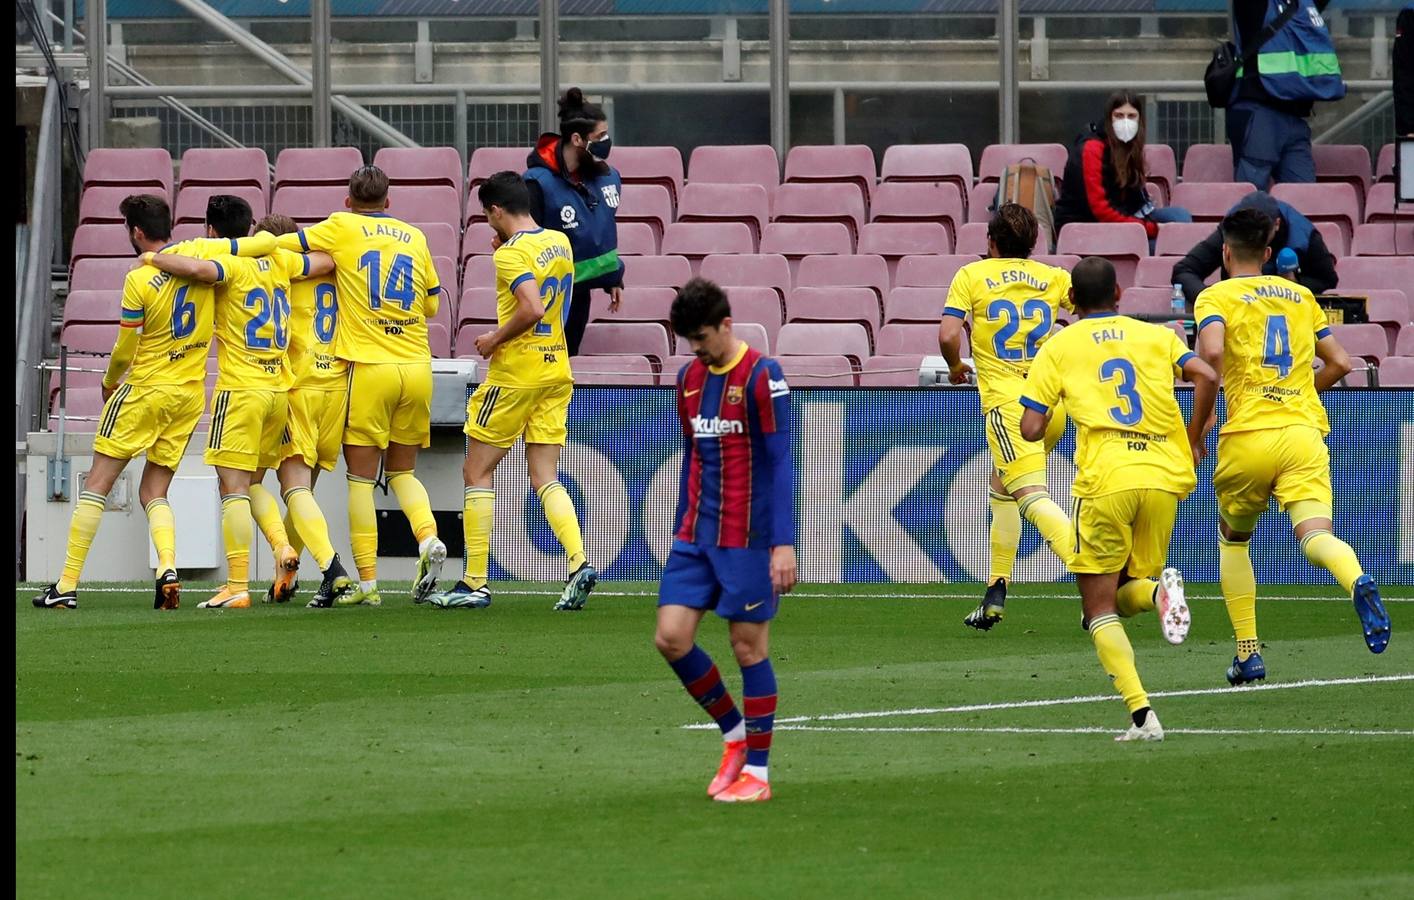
[15,580,1414,899]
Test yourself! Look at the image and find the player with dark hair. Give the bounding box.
[1196,208,1390,683]
[938,204,1077,631]
[422,171,597,611]
[275,165,447,608]
[656,277,796,803]
[1020,256,1216,740]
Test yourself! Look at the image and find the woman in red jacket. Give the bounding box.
[1053,91,1192,252]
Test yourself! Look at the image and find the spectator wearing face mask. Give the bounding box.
[524,87,625,357]
[1054,91,1193,253]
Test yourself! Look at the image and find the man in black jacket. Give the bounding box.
[1170,191,1338,306]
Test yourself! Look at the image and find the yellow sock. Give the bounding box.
[347,475,379,583]
[282,507,305,560]
[145,497,177,573]
[988,491,1020,585]
[1300,530,1364,594]
[221,494,253,595]
[463,487,494,589]
[387,470,438,544]
[249,483,289,551]
[1018,490,1074,566]
[1116,578,1157,618]
[1088,614,1149,714]
[538,481,586,575]
[284,486,336,571]
[1220,537,1259,660]
[57,491,106,592]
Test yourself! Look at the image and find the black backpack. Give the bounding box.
[1204,0,1321,109]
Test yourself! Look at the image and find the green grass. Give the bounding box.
[15,580,1414,899]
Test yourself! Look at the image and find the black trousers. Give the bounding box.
[565,281,594,357]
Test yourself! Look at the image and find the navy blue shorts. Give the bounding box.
[658,539,778,623]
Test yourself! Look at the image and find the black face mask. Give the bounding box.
[588,137,612,160]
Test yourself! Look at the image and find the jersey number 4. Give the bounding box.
[1262,314,1293,377]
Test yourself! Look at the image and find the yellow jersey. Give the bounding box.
[278,212,440,364]
[1021,312,1197,499]
[286,272,346,390]
[943,257,1074,411]
[117,236,267,386]
[210,249,308,391]
[484,228,575,388]
[1194,275,1330,436]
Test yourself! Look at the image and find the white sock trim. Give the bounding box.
[359,580,377,593]
[723,722,746,742]
[742,764,768,782]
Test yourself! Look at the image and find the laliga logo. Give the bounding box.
[560,205,579,229]
[691,415,744,437]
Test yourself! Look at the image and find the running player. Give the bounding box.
[33,194,274,610]
[138,200,354,609]
[939,204,1076,630]
[423,172,596,610]
[1020,257,1217,741]
[1195,208,1390,684]
[275,165,446,607]
[655,278,796,803]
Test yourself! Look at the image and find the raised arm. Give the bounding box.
[141,250,224,284]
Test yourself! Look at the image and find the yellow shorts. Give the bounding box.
[281,386,347,472]
[984,399,1066,491]
[1070,488,1179,577]
[344,361,433,449]
[464,381,574,449]
[1213,426,1332,530]
[204,388,289,472]
[92,382,204,470]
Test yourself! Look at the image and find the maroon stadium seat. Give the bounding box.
[1134,256,1187,289]
[885,286,944,324]
[467,147,532,192]
[571,354,658,385]
[1313,221,1347,257]
[722,286,786,348]
[895,254,981,289]
[174,185,268,225]
[426,322,451,358]
[1170,182,1258,222]
[1396,324,1414,356]
[579,322,673,368]
[432,256,457,303]
[1336,257,1414,297]
[62,290,121,326]
[83,148,173,196]
[857,223,952,273]
[70,224,137,267]
[457,287,498,329]
[1120,287,1178,319]
[699,253,791,301]
[383,185,459,229]
[69,257,133,292]
[1351,222,1414,256]
[461,257,497,294]
[860,355,927,387]
[617,221,658,256]
[787,286,882,340]
[661,222,755,269]
[674,322,770,356]
[978,143,1068,186]
[1055,222,1148,287]
[687,145,781,192]
[613,146,685,208]
[589,286,675,326]
[1363,183,1414,224]
[1377,356,1414,386]
[1154,221,1217,257]
[677,182,771,244]
[1312,144,1372,210]
[759,223,852,276]
[1271,183,1361,249]
[407,222,458,264]
[777,355,858,386]
[783,144,877,205]
[179,147,270,198]
[459,221,500,264]
[374,147,464,195]
[772,183,866,246]
[1143,144,1178,205]
[968,183,998,223]
[49,386,105,433]
[59,322,119,354]
[875,323,945,356]
[1331,323,1390,367]
[796,254,889,306]
[271,185,348,225]
[617,184,675,244]
[776,322,871,367]
[1375,144,1395,183]
[869,182,965,248]
[625,254,692,289]
[79,186,151,225]
[274,147,363,190]
[1180,144,1234,183]
[880,143,973,204]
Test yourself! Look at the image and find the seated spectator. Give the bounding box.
[1053,91,1192,251]
[1170,189,1338,306]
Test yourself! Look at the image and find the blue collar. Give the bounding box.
[1084,310,1120,319]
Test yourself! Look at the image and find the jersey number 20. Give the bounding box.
[245,287,290,350]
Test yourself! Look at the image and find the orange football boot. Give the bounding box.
[713,772,771,803]
[198,586,251,609]
[707,740,747,798]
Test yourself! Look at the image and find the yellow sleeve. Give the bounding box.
[1193,287,1224,334]
[1053,268,1075,313]
[216,254,254,285]
[419,244,440,319]
[494,243,536,296]
[284,217,341,253]
[942,267,971,321]
[103,277,146,389]
[1020,340,1064,413]
[277,248,312,283]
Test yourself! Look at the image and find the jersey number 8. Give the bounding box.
[313,282,338,344]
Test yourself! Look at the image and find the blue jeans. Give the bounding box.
[1227,101,1316,188]
[1146,205,1193,254]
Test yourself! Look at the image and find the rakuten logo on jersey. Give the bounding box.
[691,415,744,438]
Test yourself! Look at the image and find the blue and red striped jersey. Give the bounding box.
[674,343,795,549]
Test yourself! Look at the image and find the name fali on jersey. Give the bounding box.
[1091,327,1126,344]
[360,223,413,244]
[691,415,745,438]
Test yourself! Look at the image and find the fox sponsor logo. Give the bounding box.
[384,325,404,335]
[691,415,744,438]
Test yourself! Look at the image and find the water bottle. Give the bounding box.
[1170,283,1185,318]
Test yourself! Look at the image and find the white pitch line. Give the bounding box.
[682,673,1414,729]
[777,725,1414,737]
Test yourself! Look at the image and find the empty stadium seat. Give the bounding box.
[467,147,532,191]
[1032,253,1080,272]
[579,322,673,368]
[1397,324,1414,356]
[59,322,118,354]
[894,254,980,289]
[674,322,770,356]
[967,183,998,223]
[79,186,149,224]
[171,223,205,242]
[406,222,458,264]
[617,221,658,256]
[698,253,791,302]
[661,222,755,268]
[571,354,658,385]
[178,147,270,198]
[783,145,876,205]
[1271,183,1360,249]
[461,257,497,293]
[978,143,1068,185]
[879,143,973,199]
[453,323,483,358]
[857,223,951,273]
[1353,289,1414,348]
[1351,222,1414,256]
[759,223,853,274]
[457,287,497,328]
[874,323,943,356]
[70,224,137,266]
[1312,144,1372,202]
[427,322,451,358]
[174,184,268,225]
[1336,257,1414,296]
[1375,144,1396,183]
[1313,221,1347,257]
[1331,324,1388,386]
[374,147,464,195]
[722,286,786,347]
[776,355,858,386]
[1180,144,1234,183]
[459,221,499,263]
[860,355,928,386]
[1134,256,1186,289]
[796,254,890,306]
[663,355,699,377]
[1363,183,1414,224]
[772,183,866,245]
[274,147,363,190]
[83,148,173,196]
[69,257,133,292]
[617,183,675,243]
[787,286,881,340]
[776,322,871,366]
[271,185,348,224]
[432,256,457,303]
[677,182,771,244]
[1054,222,1148,286]
[1154,221,1216,257]
[625,254,692,289]
[1378,356,1414,386]
[687,145,781,191]
[613,146,685,208]
[953,222,1048,257]
[1170,182,1257,222]
[48,386,105,433]
[1120,287,1178,319]
[590,286,675,326]
[885,286,944,323]
[869,182,965,247]
[62,290,121,326]
[1143,144,1178,205]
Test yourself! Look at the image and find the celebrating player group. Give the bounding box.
[33,163,1391,797]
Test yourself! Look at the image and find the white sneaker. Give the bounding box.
[412,537,447,604]
[1156,567,1191,645]
[1115,709,1165,742]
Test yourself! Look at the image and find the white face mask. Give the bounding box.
[1112,118,1139,143]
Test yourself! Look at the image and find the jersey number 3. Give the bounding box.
[1100,358,1144,426]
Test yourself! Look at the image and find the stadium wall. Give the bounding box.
[22,387,1414,586]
